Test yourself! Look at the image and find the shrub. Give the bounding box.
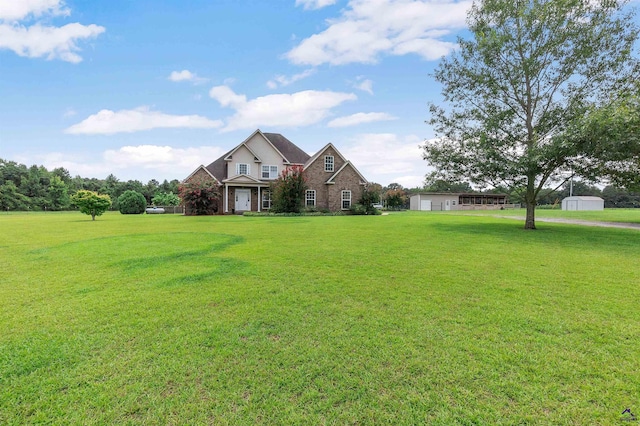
[178,177,221,215]
[118,190,147,214]
[356,188,382,215]
[270,165,307,213]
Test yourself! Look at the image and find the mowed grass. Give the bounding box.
[459,207,640,224]
[1,211,639,424]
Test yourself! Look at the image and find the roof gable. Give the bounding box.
[263,132,311,164]
[183,165,220,183]
[222,174,262,184]
[304,143,347,170]
[326,161,368,185]
[223,141,262,162]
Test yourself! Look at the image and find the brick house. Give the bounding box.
[183,129,368,214]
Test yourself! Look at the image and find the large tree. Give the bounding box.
[572,80,640,189]
[423,0,638,229]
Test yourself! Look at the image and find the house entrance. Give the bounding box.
[235,189,251,211]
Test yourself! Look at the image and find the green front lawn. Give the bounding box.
[1,211,639,424]
[458,207,640,224]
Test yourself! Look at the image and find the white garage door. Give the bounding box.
[420,200,432,211]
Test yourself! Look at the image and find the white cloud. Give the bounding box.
[62,107,77,118]
[295,0,337,10]
[354,78,373,95]
[209,85,357,132]
[0,0,68,21]
[0,0,104,63]
[327,112,396,127]
[102,145,224,171]
[267,68,316,89]
[208,86,247,108]
[168,69,208,84]
[29,145,225,181]
[286,0,471,66]
[65,106,223,135]
[342,133,429,186]
[0,22,105,63]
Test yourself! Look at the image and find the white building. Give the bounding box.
[561,196,604,211]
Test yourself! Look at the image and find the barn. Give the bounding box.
[561,196,605,211]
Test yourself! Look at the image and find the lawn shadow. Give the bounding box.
[431,219,640,256]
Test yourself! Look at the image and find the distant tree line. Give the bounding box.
[0,158,181,212]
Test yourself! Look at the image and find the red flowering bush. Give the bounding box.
[270,165,307,213]
[178,177,221,215]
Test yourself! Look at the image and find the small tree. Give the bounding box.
[118,190,147,214]
[384,189,408,210]
[178,177,221,215]
[71,190,111,220]
[356,187,381,214]
[270,165,307,213]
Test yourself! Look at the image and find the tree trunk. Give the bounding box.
[524,184,537,229]
[524,200,536,229]
[91,213,96,221]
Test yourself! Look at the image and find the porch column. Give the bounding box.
[258,186,261,212]
[224,185,229,213]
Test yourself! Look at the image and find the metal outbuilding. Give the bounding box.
[561,196,604,211]
[410,193,510,211]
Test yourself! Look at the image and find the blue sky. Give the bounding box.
[3,0,486,187]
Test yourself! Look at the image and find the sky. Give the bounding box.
[2,0,474,187]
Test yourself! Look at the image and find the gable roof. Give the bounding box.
[183,164,220,183]
[204,130,311,181]
[263,132,311,164]
[223,141,262,162]
[326,161,368,185]
[304,142,347,170]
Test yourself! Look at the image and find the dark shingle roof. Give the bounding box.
[204,132,310,181]
[205,150,231,181]
[263,133,311,164]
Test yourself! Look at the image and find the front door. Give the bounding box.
[235,189,251,211]
[445,200,451,211]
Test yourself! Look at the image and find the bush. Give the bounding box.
[349,203,382,215]
[356,188,383,215]
[270,165,307,213]
[118,190,147,214]
[178,177,221,215]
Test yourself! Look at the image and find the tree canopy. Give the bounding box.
[423,0,639,229]
[71,190,112,221]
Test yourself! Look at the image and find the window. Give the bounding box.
[341,190,351,210]
[261,165,278,179]
[324,155,334,172]
[306,190,316,207]
[262,191,272,210]
[236,163,249,175]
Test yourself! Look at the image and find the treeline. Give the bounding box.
[0,159,181,211]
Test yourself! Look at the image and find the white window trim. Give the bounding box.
[306,190,316,207]
[262,190,272,210]
[341,190,351,210]
[261,165,278,179]
[324,155,334,172]
[236,163,250,175]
